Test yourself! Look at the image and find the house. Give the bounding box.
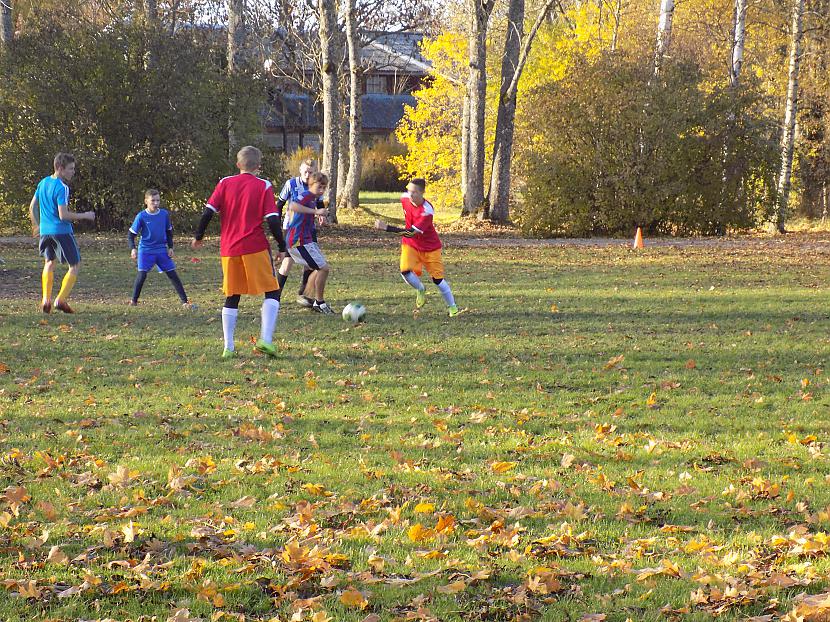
[261,31,431,152]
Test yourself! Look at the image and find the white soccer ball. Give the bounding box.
[342,302,366,323]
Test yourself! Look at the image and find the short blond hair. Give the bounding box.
[236,146,262,171]
[300,158,317,172]
[144,188,160,198]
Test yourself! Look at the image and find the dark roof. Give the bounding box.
[362,94,416,130]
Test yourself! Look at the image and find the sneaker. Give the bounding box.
[312,301,335,315]
[222,348,238,360]
[416,289,426,309]
[182,301,197,310]
[296,295,314,308]
[254,339,278,358]
[127,300,138,306]
[448,305,459,318]
[41,300,52,314]
[54,299,74,314]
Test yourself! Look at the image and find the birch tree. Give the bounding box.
[729,0,747,87]
[1,0,12,51]
[227,0,245,157]
[318,0,341,221]
[776,0,805,233]
[486,0,556,223]
[653,0,675,76]
[342,0,363,211]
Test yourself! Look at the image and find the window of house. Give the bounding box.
[365,74,388,94]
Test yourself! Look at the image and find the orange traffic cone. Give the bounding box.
[633,227,644,249]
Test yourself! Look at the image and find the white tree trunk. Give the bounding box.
[729,0,747,87]
[227,0,245,158]
[653,0,675,76]
[611,0,622,52]
[318,0,341,222]
[463,0,492,216]
[776,0,805,233]
[343,0,363,210]
[1,0,13,51]
[461,92,470,208]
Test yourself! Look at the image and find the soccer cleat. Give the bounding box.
[41,300,52,314]
[296,295,314,308]
[127,300,138,306]
[415,289,426,309]
[448,304,459,317]
[312,301,335,315]
[54,299,74,314]
[221,348,238,360]
[182,301,197,310]
[254,339,278,358]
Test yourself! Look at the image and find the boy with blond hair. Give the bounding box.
[375,178,458,317]
[128,189,192,307]
[29,152,95,314]
[192,146,287,359]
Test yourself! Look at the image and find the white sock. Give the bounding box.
[222,307,239,351]
[401,271,425,291]
[260,298,279,344]
[436,279,455,307]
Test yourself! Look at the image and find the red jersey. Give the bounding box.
[207,173,279,257]
[401,193,442,252]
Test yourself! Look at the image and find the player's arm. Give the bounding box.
[166,225,175,256]
[192,205,216,248]
[56,203,95,222]
[288,199,327,215]
[374,219,422,237]
[265,214,287,254]
[29,195,39,235]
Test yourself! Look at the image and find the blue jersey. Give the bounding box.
[36,176,72,235]
[130,209,172,253]
[285,190,318,247]
[279,177,323,229]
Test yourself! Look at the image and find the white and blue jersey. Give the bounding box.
[130,209,172,254]
[279,177,323,232]
[36,176,72,235]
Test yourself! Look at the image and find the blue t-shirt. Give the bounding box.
[36,176,72,235]
[130,209,172,253]
[285,190,318,247]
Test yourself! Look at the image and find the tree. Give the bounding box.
[776,0,805,233]
[1,0,12,50]
[729,0,747,87]
[342,0,363,211]
[227,0,246,157]
[653,0,675,76]
[318,0,341,222]
[486,0,556,223]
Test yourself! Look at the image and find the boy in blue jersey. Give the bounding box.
[276,159,326,307]
[127,189,191,307]
[29,153,95,314]
[284,172,332,313]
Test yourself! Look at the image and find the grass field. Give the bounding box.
[1,228,830,621]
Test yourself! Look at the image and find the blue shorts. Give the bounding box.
[137,250,176,273]
[39,234,81,265]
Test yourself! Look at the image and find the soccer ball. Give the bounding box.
[342,302,366,323]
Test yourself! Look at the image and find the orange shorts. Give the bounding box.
[221,250,279,295]
[400,246,444,280]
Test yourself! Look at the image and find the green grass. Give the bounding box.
[1,232,830,621]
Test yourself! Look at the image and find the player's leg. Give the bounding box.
[277,255,293,292]
[426,251,458,317]
[158,253,189,305]
[222,295,241,358]
[297,267,314,305]
[257,290,280,357]
[221,255,245,358]
[38,236,57,312]
[54,235,81,313]
[400,246,426,308]
[298,244,332,314]
[248,250,280,357]
[130,271,149,305]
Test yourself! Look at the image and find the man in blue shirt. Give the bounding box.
[29,152,95,314]
[127,189,191,307]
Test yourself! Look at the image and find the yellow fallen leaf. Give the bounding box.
[408,523,435,542]
[46,546,69,565]
[340,588,368,610]
[414,502,435,514]
[490,461,516,474]
[437,580,466,594]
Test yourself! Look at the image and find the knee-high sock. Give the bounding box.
[132,271,149,302]
[42,268,54,303]
[165,270,189,303]
[56,272,77,302]
[401,271,425,291]
[260,298,280,344]
[222,307,239,351]
[435,279,455,307]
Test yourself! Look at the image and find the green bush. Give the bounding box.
[514,52,779,236]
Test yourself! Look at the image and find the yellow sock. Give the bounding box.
[56,272,77,302]
[41,270,54,303]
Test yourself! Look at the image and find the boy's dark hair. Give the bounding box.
[410,178,426,191]
[53,152,75,171]
[309,171,329,187]
[145,188,160,198]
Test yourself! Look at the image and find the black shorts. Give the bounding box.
[39,234,81,265]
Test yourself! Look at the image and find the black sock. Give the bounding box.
[299,268,312,296]
[277,273,288,289]
[132,271,148,302]
[165,270,188,304]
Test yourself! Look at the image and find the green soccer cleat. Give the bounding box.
[448,304,459,317]
[255,339,278,358]
[222,348,238,360]
[415,289,426,309]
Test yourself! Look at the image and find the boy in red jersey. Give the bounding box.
[191,146,287,359]
[375,178,458,317]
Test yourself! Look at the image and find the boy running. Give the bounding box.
[284,172,333,314]
[29,152,95,314]
[375,178,459,317]
[276,159,326,307]
[128,189,192,307]
[191,146,287,359]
